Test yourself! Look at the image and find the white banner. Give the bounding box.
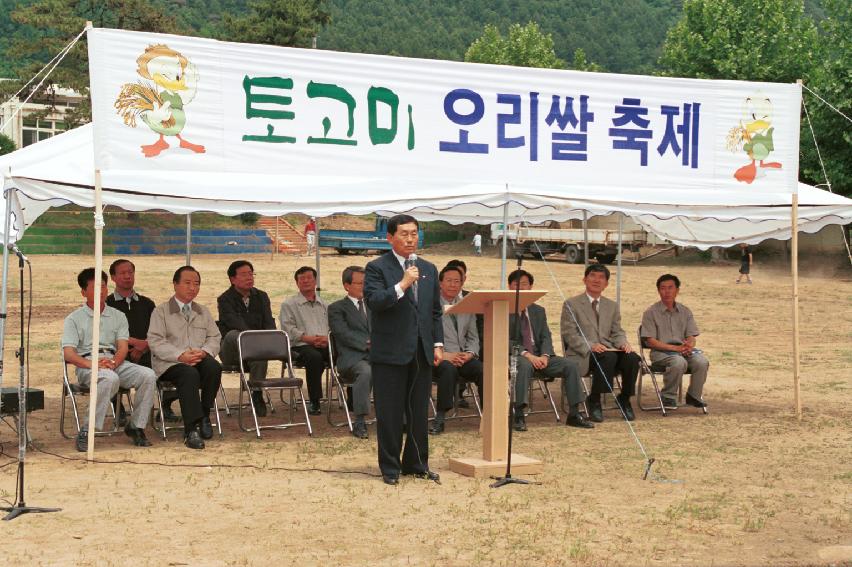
[88,28,801,197]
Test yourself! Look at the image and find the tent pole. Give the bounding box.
[0,174,14,395]
[500,202,508,290]
[791,193,801,420]
[185,214,191,266]
[314,218,321,291]
[582,211,589,267]
[86,169,104,460]
[616,213,623,309]
[273,215,278,261]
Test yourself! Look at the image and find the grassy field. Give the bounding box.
[0,248,850,566]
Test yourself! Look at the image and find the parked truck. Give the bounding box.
[490,222,647,264]
[320,217,424,255]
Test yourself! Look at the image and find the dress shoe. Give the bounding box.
[352,420,368,439]
[382,475,399,486]
[199,416,214,440]
[308,400,322,415]
[618,397,635,421]
[513,413,527,432]
[124,424,152,447]
[184,428,205,450]
[662,396,678,410]
[156,405,181,423]
[428,419,445,435]
[75,429,88,452]
[403,470,441,482]
[588,403,604,423]
[116,403,128,428]
[251,391,267,417]
[566,413,594,429]
[685,393,708,408]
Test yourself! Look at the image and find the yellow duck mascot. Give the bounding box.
[728,96,782,184]
[115,44,205,158]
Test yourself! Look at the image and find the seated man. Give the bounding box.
[106,258,162,424]
[327,266,374,439]
[640,273,709,409]
[429,264,483,435]
[445,258,484,405]
[62,268,156,452]
[280,266,329,415]
[508,270,592,431]
[217,260,276,417]
[148,266,222,450]
[561,264,640,422]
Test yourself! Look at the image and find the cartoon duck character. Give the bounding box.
[727,95,782,184]
[115,44,205,158]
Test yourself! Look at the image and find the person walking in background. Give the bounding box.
[305,217,317,255]
[735,243,753,284]
[472,232,482,256]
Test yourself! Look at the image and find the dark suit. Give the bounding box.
[327,297,373,416]
[364,251,443,478]
[509,304,583,409]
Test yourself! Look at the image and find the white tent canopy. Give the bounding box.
[2,123,851,248]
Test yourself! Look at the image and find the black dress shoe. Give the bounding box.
[352,420,368,439]
[428,419,445,435]
[308,401,322,415]
[513,413,527,432]
[184,429,205,450]
[685,393,708,408]
[403,470,441,483]
[124,424,153,447]
[251,391,267,417]
[382,475,399,486]
[566,414,594,429]
[618,397,635,421]
[199,416,214,440]
[662,396,678,410]
[75,429,88,452]
[588,403,604,423]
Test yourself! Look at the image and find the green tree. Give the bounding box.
[0,132,16,155]
[223,0,330,47]
[570,48,602,72]
[465,22,564,69]
[800,0,851,197]
[2,0,180,128]
[659,0,818,82]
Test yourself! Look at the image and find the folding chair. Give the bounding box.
[637,327,708,415]
[429,366,483,422]
[59,354,132,439]
[561,340,622,418]
[524,370,560,422]
[326,332,376,430]
[153,378,224,440]
[238,330,312,438]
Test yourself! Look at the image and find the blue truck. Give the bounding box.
[319,217,424,254]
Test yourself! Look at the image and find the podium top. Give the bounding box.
[445,290,546,314]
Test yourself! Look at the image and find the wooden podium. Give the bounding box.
[445,290,546,478]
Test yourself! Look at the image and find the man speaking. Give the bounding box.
[364,214,443,485]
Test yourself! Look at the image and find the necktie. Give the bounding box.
[181,303,191,321]
[520,310,535,354]
[592,299,600,326]
[358,299,369,331]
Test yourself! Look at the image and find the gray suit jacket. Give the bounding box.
[327,297,370,373]
[560,293,627,376]
[441,297,479,354]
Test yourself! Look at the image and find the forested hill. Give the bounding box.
[0,0,829,77]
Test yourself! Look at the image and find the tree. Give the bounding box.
[0,132,15,155]
[2,0,181,128]
[570,48,602,72]
[223,0,331,47]
[800,0,851,197]
[465,22,564,69]
[659,0,819,83]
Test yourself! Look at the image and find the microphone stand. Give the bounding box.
[491,254,532,488]
[2,249,60,520]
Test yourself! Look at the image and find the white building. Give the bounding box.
[0,85,84,148]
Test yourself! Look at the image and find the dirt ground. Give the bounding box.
[0,248,849,566]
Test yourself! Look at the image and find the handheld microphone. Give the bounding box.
[405,253,417,269]
[7,243,28,263]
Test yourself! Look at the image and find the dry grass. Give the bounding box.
[1,251,850,566]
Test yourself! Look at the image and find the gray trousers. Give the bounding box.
[221,330,268,382]
[76,360,157,430]
[650,352,709,399]
[515,354,583,411]
[339,359,372,416]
